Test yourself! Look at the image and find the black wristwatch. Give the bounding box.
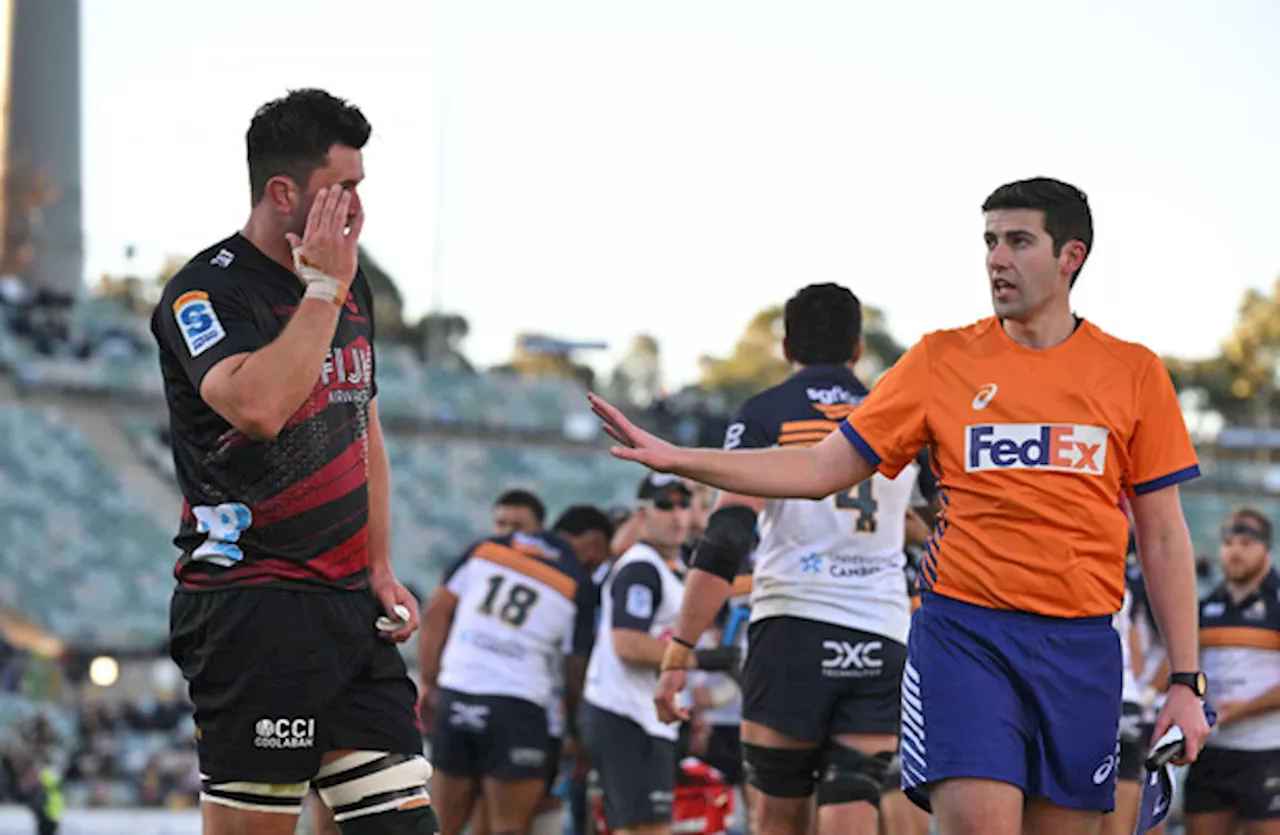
[1169,671,1207,698]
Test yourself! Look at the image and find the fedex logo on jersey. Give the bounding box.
[966,423,1109,475]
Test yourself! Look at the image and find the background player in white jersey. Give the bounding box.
[654,283,924,835]
[418,528,595,835]
[581,474,740,835]
[1183,508,1280,835]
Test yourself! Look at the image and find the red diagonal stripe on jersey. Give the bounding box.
[284,385,331,429]
[253,440,368,526]
[306,526,369,579]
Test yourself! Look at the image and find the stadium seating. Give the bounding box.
[0,405,174,649]
[0,303,596,437]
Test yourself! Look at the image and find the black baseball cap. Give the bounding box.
[637,472,692,503]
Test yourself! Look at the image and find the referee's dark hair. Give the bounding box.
[495,489,546,526]
[783,283,863,367]
[246,88,372,203]
[982,177,1093,288]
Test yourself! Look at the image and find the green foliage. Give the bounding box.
[1165,276,1280,425]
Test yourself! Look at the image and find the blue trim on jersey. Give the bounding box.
[839,422,883,467]
[1132,464,1201,495]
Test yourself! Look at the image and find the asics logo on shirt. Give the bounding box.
[971,383,999,410]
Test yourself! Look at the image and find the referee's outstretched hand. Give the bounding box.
[285,184,364,284]
[588,393,679,472]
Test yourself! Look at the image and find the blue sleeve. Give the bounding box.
[723,400,773,450]
[571,577,598,655]
[610,562,664,631]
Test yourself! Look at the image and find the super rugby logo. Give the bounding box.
[172,290,226,358]
[966,423,1109,475]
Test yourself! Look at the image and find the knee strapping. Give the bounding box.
[314,751,434,825]
[200,777,310,815]
[336,804,439,835]
[816,746,894,808]
[741,742,822,799]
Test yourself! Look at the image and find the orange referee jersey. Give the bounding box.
[840,317,1199,619]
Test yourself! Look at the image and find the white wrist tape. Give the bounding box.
[293,249,348,307]
[303,274,346,305]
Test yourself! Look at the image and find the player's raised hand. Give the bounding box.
[285,185,364,285]
[588,393,680,472]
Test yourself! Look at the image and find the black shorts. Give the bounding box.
[1184,746,1280,821]
[742,616,906,742]
[580,702,675,829]
[1116,703,1146,783]
[431,688,550,781]
[169,587,422,784]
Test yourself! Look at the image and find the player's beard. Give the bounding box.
[285,200,309,241]
[1223,551,1270,587]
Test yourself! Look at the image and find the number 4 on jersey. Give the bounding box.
[478,574,540,627]
[835,482,878,533]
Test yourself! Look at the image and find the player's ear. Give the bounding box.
[264,176,300,215]
[851,336,864,365]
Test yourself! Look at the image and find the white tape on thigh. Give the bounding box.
[199,778,309,815]
[315,752,434,822]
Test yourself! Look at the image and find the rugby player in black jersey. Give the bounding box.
[151,89,435,835]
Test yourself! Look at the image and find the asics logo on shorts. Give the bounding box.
[821,640,882,676]
[1092,751,1118,785]
[966,423,1109,475]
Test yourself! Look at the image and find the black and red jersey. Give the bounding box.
[150,233,378,592]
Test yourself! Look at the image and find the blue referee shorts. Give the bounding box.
[900,593,1123,812]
